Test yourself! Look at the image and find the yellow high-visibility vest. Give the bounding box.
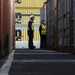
[32,22,34,30]
[41,24,46,35]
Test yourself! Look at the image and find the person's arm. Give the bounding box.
[28,21,32,31]
[39,25,42,35]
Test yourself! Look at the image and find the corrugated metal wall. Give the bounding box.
[40,2,47,23]
[15,9,40,26]
[15,0,46,41]
[15,29,40,41]
[57,0,65,49]
[45,0,75,52]
[15,0,46,7]
[46,0,57,49]
[0,0,1,40]
[0,0,15,57]
[73,0,75,50]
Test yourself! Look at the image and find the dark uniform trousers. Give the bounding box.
[40,35,46,48]
[28,30,34,48]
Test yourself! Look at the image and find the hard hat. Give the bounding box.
[30,15,34,18]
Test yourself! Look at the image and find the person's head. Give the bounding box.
[41,20,45,25]
[30,15,35,21]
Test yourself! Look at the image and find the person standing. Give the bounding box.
[27,15,36,49]
[39,20,47,49]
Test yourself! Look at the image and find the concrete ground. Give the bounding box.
[15,41,40,49]
[0,49,75,75]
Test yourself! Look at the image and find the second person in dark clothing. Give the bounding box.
[27,15,36,49]
[39,20,47,49]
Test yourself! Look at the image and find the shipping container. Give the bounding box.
[46,0,57,49]
[15,0,46,8]
[15,9,40,26]
[41,0,75,53]
[0,0,1,54]
[0,0,15,58]
[73,0,75,47]
[15,29,40,41]
[40,2,47,22]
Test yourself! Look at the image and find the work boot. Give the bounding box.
[29,46,36,49]
[32,46,36,49]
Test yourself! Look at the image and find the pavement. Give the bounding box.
[0,49,75,75]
